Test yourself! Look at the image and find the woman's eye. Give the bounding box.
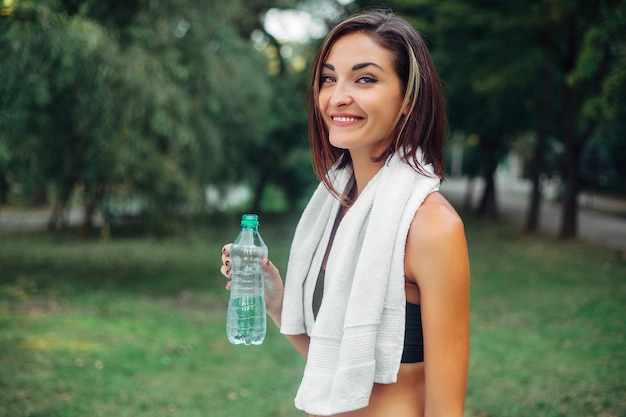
[320,74,335,83]
[357,76,378,84]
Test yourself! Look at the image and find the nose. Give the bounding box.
[328,81,352,107]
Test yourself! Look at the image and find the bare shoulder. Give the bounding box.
[404,193,469,305]
[409,191,465,248]
[405,191,469,287]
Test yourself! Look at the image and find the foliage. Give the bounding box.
[0,0,290,233]
[351,0,626,231]
[581,125,626,194]
[2,0,624,237]
[1,7,133,215]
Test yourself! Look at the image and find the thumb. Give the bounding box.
[262,258,280,279]
[261,258,283,294]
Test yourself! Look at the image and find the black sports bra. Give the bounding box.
[401,302,424,363]
[312,269,424,364]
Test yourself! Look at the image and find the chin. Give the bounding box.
[328,139,350,150]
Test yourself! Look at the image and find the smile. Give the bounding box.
[332,116,362,122]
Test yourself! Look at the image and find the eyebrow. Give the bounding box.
[322,62,385,72]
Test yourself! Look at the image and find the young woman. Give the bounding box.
[221,11,469,417]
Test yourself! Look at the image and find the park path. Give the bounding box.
[0,207,86,233]
[440,177,626,252]
[1,177,625,252]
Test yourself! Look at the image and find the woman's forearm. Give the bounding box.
[268,308,310,358]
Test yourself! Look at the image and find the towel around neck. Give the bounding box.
[280,152,440,415]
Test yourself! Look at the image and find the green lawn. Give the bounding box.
[0,213,624,417]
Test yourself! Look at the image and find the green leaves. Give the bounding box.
[1,0,299,231]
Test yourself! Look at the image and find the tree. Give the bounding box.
[551,0,626,239]
[347,0,537,218]
[1,5,126,229]
[0,0,280,234]
[351,0,626,238]
[424,0,542,218]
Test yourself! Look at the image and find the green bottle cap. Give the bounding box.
[240,214,259,227]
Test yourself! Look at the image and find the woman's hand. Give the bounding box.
[220,244,285,320]
[221,244,309,356]
[220,244,234,287]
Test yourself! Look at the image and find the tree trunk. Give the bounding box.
[48,202,68,231]
[0,171,8,205]
[559,104,594,240]
[476,154,498,219]
[32,184,48,206]
[525,163,543,233]
[559,185,578,239]
[556,16,608,240]
[559,143,580,240]
[79,183,103,237]
[79,200,96,237]
[47,182,74,231]
[558,74,579,239]
[524,68,553,233]
[463,177,475,212]
[558,21,580,240]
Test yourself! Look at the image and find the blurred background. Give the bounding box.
[1,0,624,238]
[1,1,625,416]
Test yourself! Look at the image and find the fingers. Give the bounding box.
[221,244,231,264]
[220,244,232,286]
[220,263,232,278]
[221,246,280,294]
[220,265,231,290]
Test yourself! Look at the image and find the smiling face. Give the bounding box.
[317,32,405,161]
[308,12,446,195]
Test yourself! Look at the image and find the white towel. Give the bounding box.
[280,152,440,415]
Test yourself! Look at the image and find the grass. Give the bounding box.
[0,212,624,417]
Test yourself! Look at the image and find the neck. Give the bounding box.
[350,153,386,198]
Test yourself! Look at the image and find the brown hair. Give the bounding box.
[308,10,446,198]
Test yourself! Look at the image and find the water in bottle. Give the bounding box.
[226,214,267,345]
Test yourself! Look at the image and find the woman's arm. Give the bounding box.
[221,244,311,358]
[405,192,470,417]
[261,259,311,357]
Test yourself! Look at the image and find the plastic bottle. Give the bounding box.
[226,214,267,345]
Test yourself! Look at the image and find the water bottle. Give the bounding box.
[226,214,267,345]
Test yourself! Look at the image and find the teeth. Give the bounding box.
[333,116,359,122]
